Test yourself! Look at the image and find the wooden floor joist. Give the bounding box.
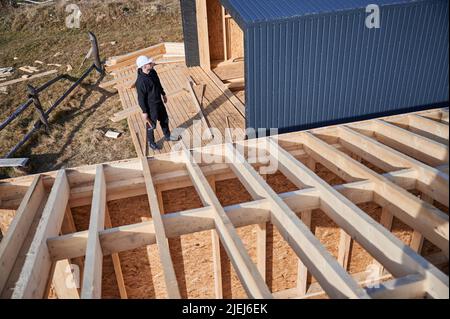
[0,107,448,299]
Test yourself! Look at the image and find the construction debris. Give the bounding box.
[19,66,40,74]
[105,130,122,139]
[47,63,62,67]
[0,87,8,95]
[53,52,62,57]
[66,64,73,72]
[34,60,44,65]
[13,57,18,60]
[0,70,57,88]
[111,41,117,45]
[0,67,14,78]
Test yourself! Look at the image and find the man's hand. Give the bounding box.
[142,113,156,129]
[163,95,168,104]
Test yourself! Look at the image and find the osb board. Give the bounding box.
[207,0,225,61]
[0,208,16,238]
[226,16,244,60]
[63,162,447,299]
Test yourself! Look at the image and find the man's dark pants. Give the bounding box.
[147,102,170,145]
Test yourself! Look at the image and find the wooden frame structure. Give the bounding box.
[0,108,448,299]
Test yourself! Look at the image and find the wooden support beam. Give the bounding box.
[370,119,449,167]
[285,135,448,298]
[338,125,449,206]
[51,206,81,299]
[12,169,69,299]
[337,230,352,269]
[303,131,449,257]
[141,157,181,298]
[407,114,449,141]
[195,0,211,71]
[223,143,370,299]
[48,177,388,261]
[366,274,426,299]
[81,165,106,299]
[207,176,223,299]
[110,106,141,123]
[296,210,311,296]
[182,147,272,299]
[0,175,45,293]
[105,206,127,299]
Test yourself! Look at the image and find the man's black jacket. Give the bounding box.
[135,68,167,122]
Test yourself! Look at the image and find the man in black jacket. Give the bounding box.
[135,55,178,150]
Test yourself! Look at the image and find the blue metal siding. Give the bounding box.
[221,0,422,26]
[244,0,449,131]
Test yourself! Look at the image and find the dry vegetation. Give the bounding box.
[0,0,183,178]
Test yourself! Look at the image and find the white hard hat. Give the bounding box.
[136,55,154,69]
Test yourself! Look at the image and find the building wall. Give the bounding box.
[180,0,200,67]
[245,0,449,132]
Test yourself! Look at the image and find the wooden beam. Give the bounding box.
[0,175,45,293]
[182,147,272,299]
[223,143,370,299]
[366,274,426,299]
[110,106,141,123]
[0,70,57,88]
[196,0,211,71]
[81,165,106,299]
[337,230,352,269]
[370,119,449,167]
[51,206,81,299]
[303,132,449,257]
[105,206,128,299]
[49,176,403,261]
[12,169,70,299]
[337,125,449,206]
[207,176,223,299]
[296,210,311,296]
[284,135,448,298]
[141,157,181,298]
[407,114,449,141]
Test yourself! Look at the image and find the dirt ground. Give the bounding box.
[0,0,183,178]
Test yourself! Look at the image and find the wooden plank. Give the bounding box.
[183,147,272,299]
[337,126,449,206]
[366,274,426,299]
[0,158,29,168]
[0,70,57,88]
[12,169,70,299]
[281,135,448,298]
[141,157,181,298]
[371,119,449,166]
[105,206,128,299]
[52,259,80,299]
[196,0,211,70]
[205,69,245,117]
[81,165,106,299]
[337,230,352,269]
[408,114,449,141]
[296,210,311,296]
[224,143,370,299]
[0,175,45,293]
[49,174,410,260]
[107,43,165,66]
[110,106,141,123]
[207,176,223,299]
[303,132,449,257]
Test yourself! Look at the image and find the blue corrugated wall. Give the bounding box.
[243,0,449,131]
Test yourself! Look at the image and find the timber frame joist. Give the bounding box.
[0,108,448,299]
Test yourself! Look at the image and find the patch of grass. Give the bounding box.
[0,0,183,178]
